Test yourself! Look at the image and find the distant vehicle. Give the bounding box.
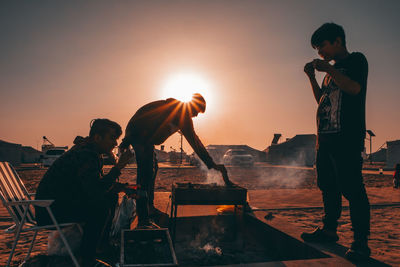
[40,148,67,167]
[223,149,254,167]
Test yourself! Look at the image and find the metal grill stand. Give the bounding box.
[169,183,248,242]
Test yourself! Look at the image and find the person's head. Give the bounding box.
[89,118,122,154]
[188,93,206,117]
[311,23,347,61]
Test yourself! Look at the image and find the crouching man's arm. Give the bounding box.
[78,150,133,203]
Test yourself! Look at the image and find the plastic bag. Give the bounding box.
[110,194,136,239]
[48,224,82,256]
[394,177,399,189]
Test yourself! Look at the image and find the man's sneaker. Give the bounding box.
[149,206,166,218]
[301,227,339,243]
[81,258,113,267]
[92,259,113,267]
[345,241,371,261]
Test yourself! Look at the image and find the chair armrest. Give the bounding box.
[5,199,54,207]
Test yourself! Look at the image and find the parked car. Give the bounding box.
[40,148,66,167]
[223,149,254,167]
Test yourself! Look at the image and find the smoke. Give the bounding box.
[195,151,315,189]
[230,157,315,189]
[255,168,308,188]
[205,169,226,185]
[197,160,226,185]
[189,217,226,255]
[252,161,314,189]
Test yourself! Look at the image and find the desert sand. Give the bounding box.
[0,163,398,266]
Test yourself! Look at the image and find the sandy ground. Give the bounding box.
[0,164,398,266]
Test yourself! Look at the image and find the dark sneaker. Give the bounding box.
[81,258,113,267]
[96,243,119,265]
[345,241,371,261]
[301,227,339,243]
[149,206,166,218]
[92,259,113,267]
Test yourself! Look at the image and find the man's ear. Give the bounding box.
[93,133,103,143]
[334,37,342,47]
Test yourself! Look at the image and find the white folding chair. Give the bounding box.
[0,161,81,267]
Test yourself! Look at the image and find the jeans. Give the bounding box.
[316,141,370,241]
[132,143,159,224]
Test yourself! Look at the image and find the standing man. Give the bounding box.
[120,93,232,227]
[301,23,371,261]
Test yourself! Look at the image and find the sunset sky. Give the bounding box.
[1,0,399,154]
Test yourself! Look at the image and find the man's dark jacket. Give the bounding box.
[35,138,121,225]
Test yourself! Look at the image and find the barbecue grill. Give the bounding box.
[170,182,248,241]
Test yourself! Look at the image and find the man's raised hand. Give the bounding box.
[312,59,332,73]
[115,149,134,170]
[304,62,315,77]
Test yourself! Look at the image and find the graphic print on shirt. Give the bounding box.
[317,68,346,133]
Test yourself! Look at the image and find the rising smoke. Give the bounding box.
[197,152,316,189]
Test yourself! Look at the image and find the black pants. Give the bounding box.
[316,142,370,241]
[132,143,159,223]
[36,193,118,260]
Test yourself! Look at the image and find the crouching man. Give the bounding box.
[35,118,133,266]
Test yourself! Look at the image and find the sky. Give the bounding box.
[1,0,399,154]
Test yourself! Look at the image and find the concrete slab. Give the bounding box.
[154,187,400,215]
[152,191,389,266]
[247,187,400,210]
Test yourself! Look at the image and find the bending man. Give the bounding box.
[120,93,231,226]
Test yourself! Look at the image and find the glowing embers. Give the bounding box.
[216,205,236,214]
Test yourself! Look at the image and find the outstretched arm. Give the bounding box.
[181,120,232,185]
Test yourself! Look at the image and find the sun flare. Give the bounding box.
[161,73,213,104]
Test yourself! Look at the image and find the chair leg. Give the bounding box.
[7,232,19,267]
[24,229,38,262]
[46,207,80,267]
[7,205,29,267]
[77,223,83,235]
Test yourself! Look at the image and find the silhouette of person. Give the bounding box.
[35,119,133,266]
[120,93,231,227]
[393,163,400,188]
[301,23,371,261]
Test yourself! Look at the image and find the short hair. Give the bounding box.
[311,23,346,49]
[89,118,122,138]
[191,93,206,113]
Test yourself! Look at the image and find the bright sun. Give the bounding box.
[161,73,213,104]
